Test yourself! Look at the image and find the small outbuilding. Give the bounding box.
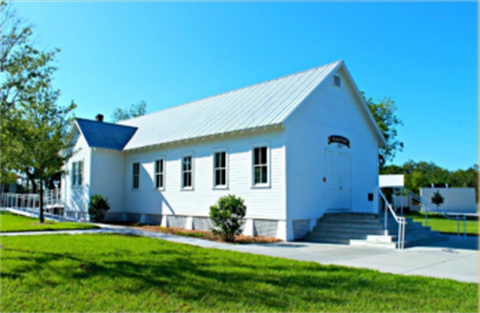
[420,187,477,214]
[62,60,386,241]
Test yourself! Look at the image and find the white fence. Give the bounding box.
[1,190,88,221]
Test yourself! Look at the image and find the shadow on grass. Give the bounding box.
[1,234,478,312]
[4,248,347,309]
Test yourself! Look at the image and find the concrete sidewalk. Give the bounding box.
[1,226,477,283]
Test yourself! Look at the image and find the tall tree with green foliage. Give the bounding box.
[383,160,478,200]
[363,94,404,166]
[111,100,147,122]
[13,87,76,223]
[1,1,76,222]
[0,1,33,185]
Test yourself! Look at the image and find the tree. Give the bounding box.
[380,164,403,175]
[111,100,147,122]
[431,190,444,209]
[1,1,57,187]
[209,195,247,242]
[0,1,25,184]
[383,159,478,201]
[13,90,76,223]
[405,171,429,195]
[1,1,76,222]
[363,94,404,166]
[402,161,443,194]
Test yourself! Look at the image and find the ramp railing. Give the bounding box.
[377,187,407,250]
[403,188,468,238]
[1,190,86,222]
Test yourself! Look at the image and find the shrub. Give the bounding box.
[209,194,246,242]
[88,194,110,222]
[431,190,444,208]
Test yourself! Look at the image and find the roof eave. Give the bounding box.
[123,123,285,152]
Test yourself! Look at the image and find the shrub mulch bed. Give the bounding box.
[109,223,282,244]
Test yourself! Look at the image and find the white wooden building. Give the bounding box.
[62,60,386,241]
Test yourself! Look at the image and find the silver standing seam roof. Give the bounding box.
[80,60,386,151]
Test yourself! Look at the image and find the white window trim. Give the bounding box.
[212,148,229,190]
[180,152,194,191]
[251,142,271,188]
[131,159,141,191]
[153,156,166,191]
[71,159,84,188]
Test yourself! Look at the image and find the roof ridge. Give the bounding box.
[119,60,343,124]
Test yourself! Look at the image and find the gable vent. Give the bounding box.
[334,75,341,87]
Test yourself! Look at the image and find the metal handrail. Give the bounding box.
[378,187,407,250]
[403,188,467,238]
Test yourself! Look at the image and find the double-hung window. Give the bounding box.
[155,159,165,189]
[71,161,83,187]
[78,161,83,186]
[213,151,227,188]
[72,162,77,187]
[132,162,140,189]
[253,146,268,186]
[182,156,193,189]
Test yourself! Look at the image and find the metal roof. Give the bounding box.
[75,118,137,151]
[118,60,347,150]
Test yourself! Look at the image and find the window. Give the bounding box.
[132,162,140,189]
[71,161,83,187]
[71,162,77,186]
[334,75,341,87]
[253,146,268,185]
[182,156,193,189]
[214,151,227,187]
[78,161,83,186]
[155,159,164,189]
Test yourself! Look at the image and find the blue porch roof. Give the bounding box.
[75,118,137,151]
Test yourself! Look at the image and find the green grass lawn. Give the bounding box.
[405,212,478,235]
[1,234,477,312]
[0,212,98,232]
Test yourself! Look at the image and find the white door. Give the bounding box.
[326,150,351,210]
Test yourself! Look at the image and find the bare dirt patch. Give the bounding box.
[111,223,282,244]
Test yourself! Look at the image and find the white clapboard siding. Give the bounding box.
[63,133,91,213]
[121,128,286,220]
[90,149,126,212]
[285,67,379,220]
[62,61,385,241]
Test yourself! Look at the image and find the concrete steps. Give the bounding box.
[305,212,447,249]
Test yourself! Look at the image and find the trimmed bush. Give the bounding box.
[209,194,246,242]
[88,194,110,222]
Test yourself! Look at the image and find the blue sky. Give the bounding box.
[12,1,478,170]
